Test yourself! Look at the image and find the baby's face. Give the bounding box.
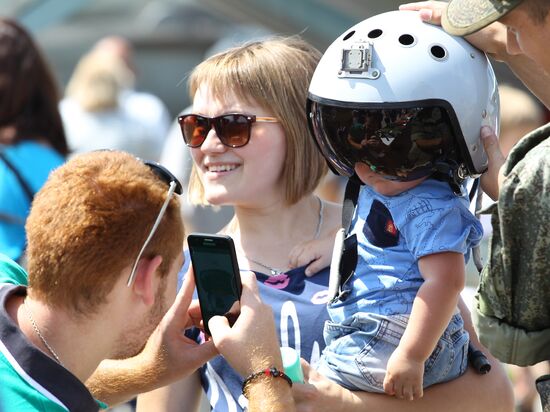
[354,162,426,196]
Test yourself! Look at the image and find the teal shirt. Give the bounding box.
[0,254,107,411]
[0,253,28,286]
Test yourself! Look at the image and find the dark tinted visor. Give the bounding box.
[307,99,460,181]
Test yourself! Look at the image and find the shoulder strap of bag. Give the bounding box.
[0,151,34,202]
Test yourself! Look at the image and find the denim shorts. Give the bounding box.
[316,312,469,392]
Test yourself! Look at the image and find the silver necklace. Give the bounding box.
[244,197,324,276]
[23,298,64,366]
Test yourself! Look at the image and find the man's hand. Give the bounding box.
[399,1,447,26]
[208,271,282,376]
[399,1,509,60]
[87,270,217,405]
[399,1,446,24]
[479,126,506,200]
[383,348,424,401]
[209,272,297,412]
[137,271,217,386]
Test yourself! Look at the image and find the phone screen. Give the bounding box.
[188,234,242,336]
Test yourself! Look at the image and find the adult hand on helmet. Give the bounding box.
[399,1,509,62]
[399,1,446,24]
[480,126,506,200]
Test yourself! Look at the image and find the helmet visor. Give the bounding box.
[308,99,459,181]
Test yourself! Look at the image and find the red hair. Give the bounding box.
[26,151,183,314]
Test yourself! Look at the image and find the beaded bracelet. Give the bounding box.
[242,367,293,398]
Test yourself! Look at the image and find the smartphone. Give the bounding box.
[187,233,242,336]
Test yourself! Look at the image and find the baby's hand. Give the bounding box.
[383,347,424,401]
[288,235,335,277]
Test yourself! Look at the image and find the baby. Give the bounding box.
[291,10,499,400]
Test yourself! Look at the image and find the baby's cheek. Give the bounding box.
[354,162,373,184]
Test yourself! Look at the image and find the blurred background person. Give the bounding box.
[60,36,170,161]
[94,36,171,157]
[0,18,67,265]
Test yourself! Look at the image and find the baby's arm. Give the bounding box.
[288,229,338,276]
[383,252,465,401]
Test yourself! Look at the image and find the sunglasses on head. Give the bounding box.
[127,160,183,287]
[178,113,279,148]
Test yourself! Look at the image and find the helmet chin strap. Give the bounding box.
[432,160,465,196]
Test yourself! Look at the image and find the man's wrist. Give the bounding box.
[242,367,292,398]
[246,373,295,412]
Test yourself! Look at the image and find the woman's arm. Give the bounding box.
[293,299,514,412]
[136,373,203,412]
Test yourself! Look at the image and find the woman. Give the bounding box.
[136,37,513,412]
[0,18,68,263]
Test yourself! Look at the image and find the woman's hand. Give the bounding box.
[292,360,355,412]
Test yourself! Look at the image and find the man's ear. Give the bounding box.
[131,255,163,306]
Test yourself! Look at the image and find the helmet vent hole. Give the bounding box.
[368,29,383,39]
[430,45,447,60]
[398,34,415,46]
[343,30,355,41]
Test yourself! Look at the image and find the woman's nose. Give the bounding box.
[200,127,226,153]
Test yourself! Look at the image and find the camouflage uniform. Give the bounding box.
[474,122,550,366]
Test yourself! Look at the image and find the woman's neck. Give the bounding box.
[224,195,322,272]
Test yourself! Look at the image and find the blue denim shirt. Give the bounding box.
[329,179,482,322]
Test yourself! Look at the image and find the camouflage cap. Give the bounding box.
[442,0,523,36]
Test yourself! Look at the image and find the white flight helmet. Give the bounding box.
[307,10,499,190]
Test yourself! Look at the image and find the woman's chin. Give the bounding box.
[204,192,230,207]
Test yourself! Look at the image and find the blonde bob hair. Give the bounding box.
[187,36,327,206]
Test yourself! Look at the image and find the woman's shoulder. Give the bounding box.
[4,141,64,168]
[7,140,61,155]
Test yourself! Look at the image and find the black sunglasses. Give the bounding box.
[127,160,183,287]
[178,113,279,148]
[143,160,183,195]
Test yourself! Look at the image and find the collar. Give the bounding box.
[0,283,100,412]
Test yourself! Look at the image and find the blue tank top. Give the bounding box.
[0,141,65,261]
